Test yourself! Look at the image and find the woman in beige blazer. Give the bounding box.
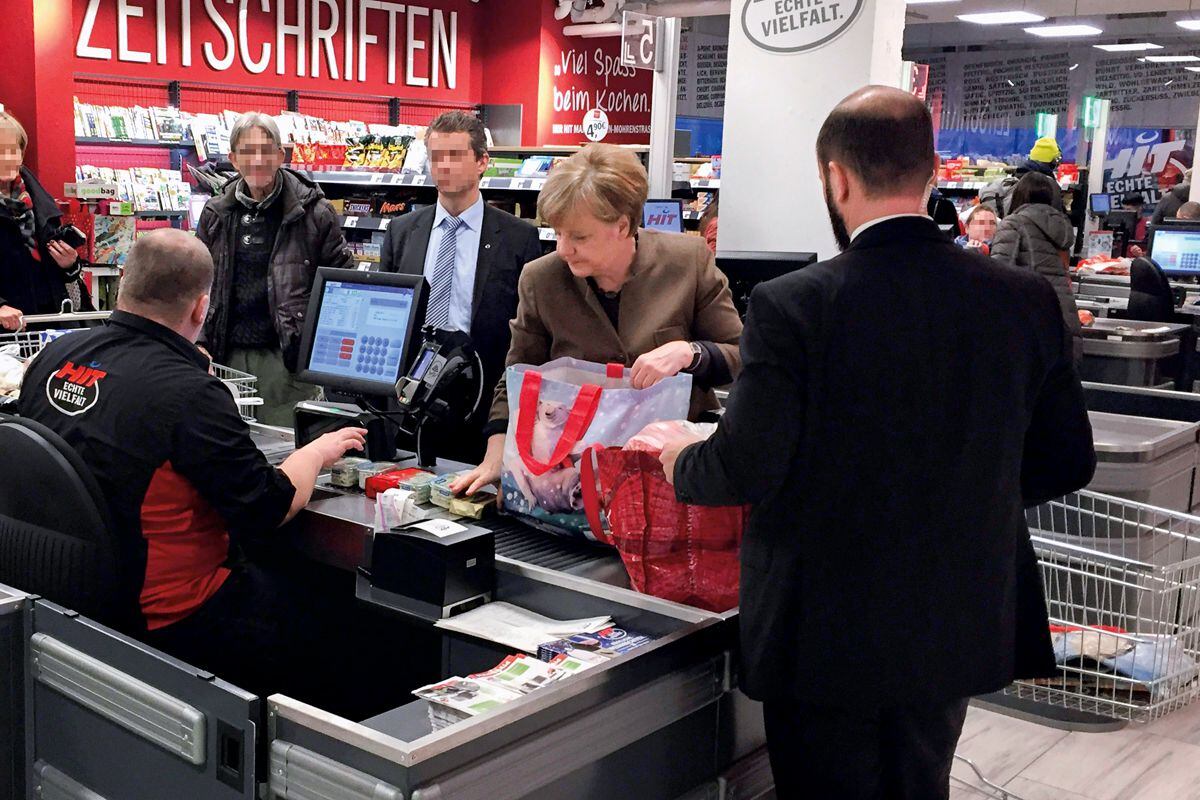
[453,144,744,495]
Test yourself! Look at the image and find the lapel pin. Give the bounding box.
[485,243,492,249]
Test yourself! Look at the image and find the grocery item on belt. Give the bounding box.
[365,467,434,500]
[330,457,371,488]
[398,470,437,504]
[375,487,432,530]
[357,461,400,490]
[537,626,655,660]
[448,492,494,520]
[430,471,469,508]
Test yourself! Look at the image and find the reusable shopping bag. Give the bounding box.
[499,358,691,539]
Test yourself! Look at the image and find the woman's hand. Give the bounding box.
[631,341,694,389]
[451,434,505,496]
[46,240,79,271]
[0,305,23,332]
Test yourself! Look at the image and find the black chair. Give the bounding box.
[0,414,133,629]
[1127,256,1176,323]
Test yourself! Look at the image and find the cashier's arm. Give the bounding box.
[665,286,805,506]
[279,428,369,521]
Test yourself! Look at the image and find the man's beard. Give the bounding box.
[823,176,852,252]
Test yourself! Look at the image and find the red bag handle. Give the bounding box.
[606,363,624,379]
[516,370,604,477]
[580,445,612,544]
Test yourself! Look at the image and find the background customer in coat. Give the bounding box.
[0,111,85,331]
[979,136,1061,218]
[990,172,1083,361]
[197,112,352,425]
[660,87,1096,800]
[381,111,541,462]
[453,144,743,496]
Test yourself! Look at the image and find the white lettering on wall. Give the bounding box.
[239,0,272,73]
[433,9,455,89]
[343,0,354,81]
[76,0,112,60]
[181,0,192,66]
[156,0,167,64]
[117,0,152,64]
[277,0,307,75]
[376,0,405,85]
[203,0,236,70]
[311,0,341,80]
[357,0,378,83]
[406,4,429,87]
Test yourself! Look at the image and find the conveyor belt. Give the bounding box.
[478,517,613,572]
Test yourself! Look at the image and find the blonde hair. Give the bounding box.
[538,144,648,234]
[0,111,28,153]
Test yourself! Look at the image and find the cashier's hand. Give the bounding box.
[46,240,79,271]
[631,341,693,390]
[0,305,23,332]
[304,428,368,469]
[659,431,707,486]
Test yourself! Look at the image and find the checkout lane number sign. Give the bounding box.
[742,0,865,54]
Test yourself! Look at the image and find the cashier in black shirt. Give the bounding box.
[18,229,366,697]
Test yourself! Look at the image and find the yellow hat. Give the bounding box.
[1029,137,1061,164]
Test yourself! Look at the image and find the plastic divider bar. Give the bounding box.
[30,634,206,765]
[33,760,110,800]
[270,741,403,800]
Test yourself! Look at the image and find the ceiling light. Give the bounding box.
[1186,66,1200,72]
[1025,24,1102,37]
[1166,79,1176,86]
[1094,42,1163,52]
[907,0,960,4]
[1146,55,1200,62]
[1178,20,1200,31]
[1007,79,1016,86]
[1069,63,1080,70]
[958,11,1045,24]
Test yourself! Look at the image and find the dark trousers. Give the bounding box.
[763,697,970,800]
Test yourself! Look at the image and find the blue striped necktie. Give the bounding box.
[427,215,464,329]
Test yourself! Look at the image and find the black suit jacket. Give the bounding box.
[675,217,1096,708]
[380,201,542,458]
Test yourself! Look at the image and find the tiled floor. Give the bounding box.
[951,701,1200,800]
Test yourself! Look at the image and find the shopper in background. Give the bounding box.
[990,172,1083,361]
[452,144,743,496]
[380,111,541,462]
[18,229,367,697]
[699,195,719,254]
[1152,171,1192,226]
[1177,201,1200,221]
[979,136,1062,218]
[660,86,1094,800]
[197,112,352,426]
[1121,193,1150,258]
[954,204,997,254]
[0,111,85,331]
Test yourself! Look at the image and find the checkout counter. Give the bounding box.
[0,266,771,800]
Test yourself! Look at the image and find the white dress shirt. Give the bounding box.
[850,213,931,243]
[423,194,485,333]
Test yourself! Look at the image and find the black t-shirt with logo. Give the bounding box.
[18,311,296,629]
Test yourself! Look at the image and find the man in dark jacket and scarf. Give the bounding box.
[197,112,352,425]
[0,111,86,331]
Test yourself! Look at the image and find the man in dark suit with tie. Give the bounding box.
[660,87,1096,799]
[380,111,542,461]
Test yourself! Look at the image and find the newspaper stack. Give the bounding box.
[414,654,571,731]
[434,602,613,654]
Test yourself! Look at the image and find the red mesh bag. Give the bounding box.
[582,447,746,613]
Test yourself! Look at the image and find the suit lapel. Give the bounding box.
[399,207,436,276]
[472,205,502,324]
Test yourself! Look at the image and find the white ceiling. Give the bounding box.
[907,1,1195,25]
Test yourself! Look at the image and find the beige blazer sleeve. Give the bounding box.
[693,247,744,381]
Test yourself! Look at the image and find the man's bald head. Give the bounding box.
[817,85,936,198]
[118,229,214,321]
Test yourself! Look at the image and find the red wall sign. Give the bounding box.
[73,0,479,101]
[537,2,652,146]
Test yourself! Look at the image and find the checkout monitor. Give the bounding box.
[1149,224,1200,277]
[1090,193,1111,215]
[642,199,685,233]
[296,268,428,396]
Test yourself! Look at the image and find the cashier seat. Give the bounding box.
[1128,257,1177,323]
[0,414,129,628]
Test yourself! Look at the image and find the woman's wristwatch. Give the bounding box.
[685,341,704,373]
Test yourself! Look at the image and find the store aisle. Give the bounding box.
[951,702,1200,799]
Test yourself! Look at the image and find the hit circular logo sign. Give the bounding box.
[45,360,107,417]
[742,0,866,54]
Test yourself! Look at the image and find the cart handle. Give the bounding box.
[20,311,113,325]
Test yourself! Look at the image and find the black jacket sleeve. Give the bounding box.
[1021,284,1097,506]
[169,379,297,536]
[674,283,805,507]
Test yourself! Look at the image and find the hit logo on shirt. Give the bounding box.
[45,360,108,416]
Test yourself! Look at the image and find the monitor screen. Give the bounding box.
[1150,227,1200,276]
[642,199,684,233]
[296,268,427,396]
[1090,193,1111,215]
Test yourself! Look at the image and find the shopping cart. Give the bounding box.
[955,490,1200,800]
[0,312,263,421]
